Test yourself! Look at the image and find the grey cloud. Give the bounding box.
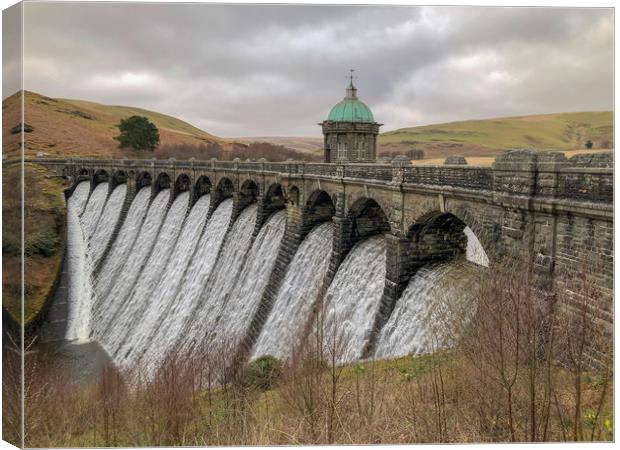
[19,3,613,136]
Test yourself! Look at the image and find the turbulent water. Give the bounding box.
[64,182,93,341]
[92,189,170,349]
[252,221,333,361]
[321,235,387,364]
[210,210,287,354]
[80,183,109,241]
[89,184,127,266]
[374,259,481,359]
[181,203,258,357]
[91,187,151,313]
[138,198,232,372]
[108,191,190,361]
[63,180,488,374]
[122,194,213,369]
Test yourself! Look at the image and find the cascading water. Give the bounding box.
[70,181,91,216]
[374,259,481,359]
[92,187,151,309]
[106,191,190,361]
[120,194,213,370]
[180,203,258,357]
[320,235,386,364]
[252,221,333,361]
[64,182,93,341]
[138,198,233,372]
[80,183,109,241]
[91,189,170,349]
[209,210,287,355]
[89,184,127,266]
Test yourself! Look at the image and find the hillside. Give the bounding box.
[2,91,228,159]
[246,112,613,160]
[379,111,613,159]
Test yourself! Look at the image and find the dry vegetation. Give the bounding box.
[2,91,227,159]
[2,163,68,324]
[4,254,611,447]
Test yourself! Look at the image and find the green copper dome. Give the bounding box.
[327,81,375,123]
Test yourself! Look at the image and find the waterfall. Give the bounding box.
[89,184,127,266]
[64,182,93,341]
[106,191,190,361]
[70,181,91,216]
[465,226,489,267]
[91,189,170,349]
[92,187,151,309]
[252,221,333,361]
[209,210,287,356]
[80,183,109,241]
[120,194,212,369]
[374,259,481,359]
[138,198,233,372]
[320,235,386,364]
[180,203,257,358]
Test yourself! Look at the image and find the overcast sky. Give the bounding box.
[10,3,614,137]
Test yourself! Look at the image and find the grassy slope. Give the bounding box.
[2,91,228,159]
[2,163,68,324]
[246,112,613,159]
[380,111,613,158]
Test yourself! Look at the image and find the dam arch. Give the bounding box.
[136,171,152,189]
[347,197,390,243]
[174,173,191,196]
[194,175,212,202]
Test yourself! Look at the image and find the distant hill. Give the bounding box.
[235,136,324,155]
[2,91,228,159]
[379,112,613,159]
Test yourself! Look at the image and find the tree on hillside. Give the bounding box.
[585,140,593,149]
[115,116,160,151]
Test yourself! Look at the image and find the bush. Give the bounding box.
[238,355,282,390]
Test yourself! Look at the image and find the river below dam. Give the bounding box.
[42,180,489,383]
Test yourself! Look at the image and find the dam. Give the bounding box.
[37,150,613,373]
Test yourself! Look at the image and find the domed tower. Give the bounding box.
[321,74,382,163]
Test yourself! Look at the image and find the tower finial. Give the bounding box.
[345,68,358,99]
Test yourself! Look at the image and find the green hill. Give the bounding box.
[379,111,613,159]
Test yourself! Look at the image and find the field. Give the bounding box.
[380,111,613,159]
[2,91,228,159]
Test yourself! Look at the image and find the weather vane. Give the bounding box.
[348,68,357,84]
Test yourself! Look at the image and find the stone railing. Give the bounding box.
[21,150,613,205]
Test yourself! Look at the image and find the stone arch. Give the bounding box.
[265,183,286,210]
[111,170,128,187]
[347,197,390,243]
[174,173,191,196]
[304,189,336,228]
[79,168,89,176]
[215,177,234,200]
[194,175,212,200]
[93,169,109,185]
[408,210,489,266]
[239,179,259,203]
[153,172,172,194]
[136,171,152,189]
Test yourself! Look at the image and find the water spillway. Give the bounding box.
[120,193,212,369]
[64,182,94,341]
[252,221,333,361]
[209,210,287,355]
[180,203,258,357]
[80,183,109,241]
[320,235,387,364]
[137,197,233,372]
[89,184,127,266]
[91,189,170,348]
[374,259,481,359]
[62,180,488,375]
[91,187,151,314]
[107,191,190,361]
